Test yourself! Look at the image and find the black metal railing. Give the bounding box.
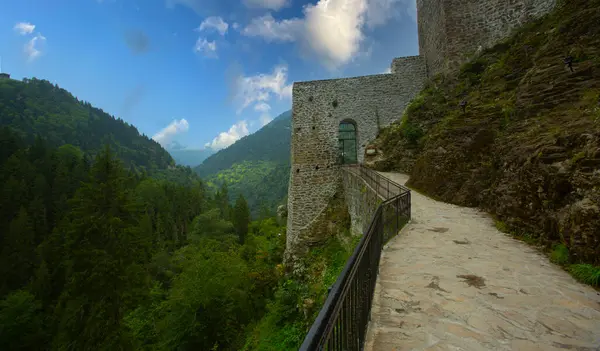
[299,165,411,351]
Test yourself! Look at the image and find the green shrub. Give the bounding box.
[568,264,600,287]
[401,121,425,146]
[550,244,570,265]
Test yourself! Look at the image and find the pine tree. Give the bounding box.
[0,207,36,294]
[52,145,149,350]
[233,195,250,244]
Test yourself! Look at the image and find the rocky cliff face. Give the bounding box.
[368,0,600,264]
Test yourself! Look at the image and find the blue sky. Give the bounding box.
[0,0,419,150]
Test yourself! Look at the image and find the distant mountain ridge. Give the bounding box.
[166,142,215,167]
[195,110,292,216]
[0,77,174,171]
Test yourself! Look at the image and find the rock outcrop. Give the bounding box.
[370,0,600,264]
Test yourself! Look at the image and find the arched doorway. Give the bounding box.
[338,121,357,164]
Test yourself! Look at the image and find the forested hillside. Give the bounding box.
[0,77,174,172]
[195,110,292,216]
[0,127,293,350]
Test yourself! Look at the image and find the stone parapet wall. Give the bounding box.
[342,169,384,237]
[390,56,427,81]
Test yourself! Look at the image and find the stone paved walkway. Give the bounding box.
[364,172,600,351]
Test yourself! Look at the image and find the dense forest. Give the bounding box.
[0,79,352,350]
[195,111,292,216]
[0,127,290,350]
[0,78,174,172]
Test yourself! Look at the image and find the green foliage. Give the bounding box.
[0,127,291,350]
[196,111,292,216]
[568,264,600,287]
[550,244,570,265]
[244,228,359,351]
[0,290,47,350]
[401,120,425,146]
[234,195,251,244]
[0,78,174,172]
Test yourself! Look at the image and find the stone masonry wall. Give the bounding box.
[391,56,427,81]
[285,72,426,263]
[418,0,556,76]
[416,0,447,76]
[342,170,384,237]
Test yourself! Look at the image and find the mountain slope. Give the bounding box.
[195,110,292,215]
[368,0,600,264]
[0,77,174,171]
[166,142,215,167]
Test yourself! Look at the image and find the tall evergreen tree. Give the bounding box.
[233,195,250,244]
[51,146,150,350]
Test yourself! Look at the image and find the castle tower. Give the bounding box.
[417,0,557,76]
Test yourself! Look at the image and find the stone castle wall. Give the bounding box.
[416,0,448,77]
[417,0,556,76]
[285,72,426,262]
[285,0,557,264]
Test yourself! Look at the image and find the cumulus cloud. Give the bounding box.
[124,30,150,54]
[24,34,46,62]
[233,64,293,114]
[198,16,229,35]
[14,22,35,35]
[152,119,190,146]
[242,0,415,68]
[194,38,217,57]
[242,14,302,42]
[205,120,249,150]
[243,0,289,11]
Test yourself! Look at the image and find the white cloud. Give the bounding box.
[198,16,229,35]
[152,119,190,146]
[242,14,302,42]
[194,38,217,57]
[382,67,392,74]
[254,102,271,112]
[254,103,273,126]
[24,34,46,62]
[302,0,367,68]
[232,22,240,30]
[205,120,250,150]
[243,0,289,11]
[242,0,414,68]
[14,22,35,35]
[233,64,293,114]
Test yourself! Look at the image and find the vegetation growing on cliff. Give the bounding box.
[369,0,600,278]
[243,190,357,350]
